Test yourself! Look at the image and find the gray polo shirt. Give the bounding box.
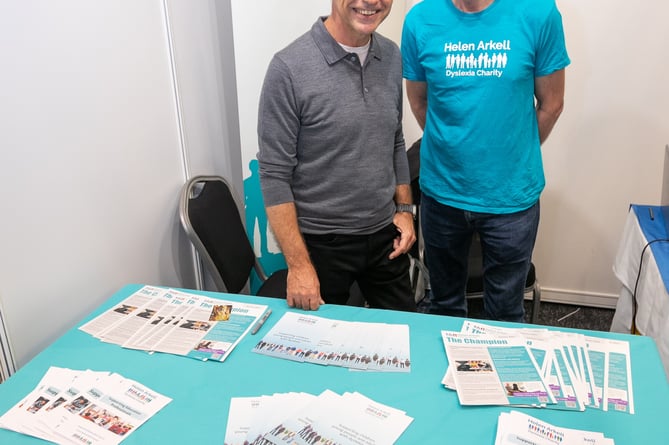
[257,17,410,235]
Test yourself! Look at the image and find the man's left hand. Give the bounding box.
[390,212,416,259]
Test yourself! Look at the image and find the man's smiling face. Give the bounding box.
[327,0,393,46]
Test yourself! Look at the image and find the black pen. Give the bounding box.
[251,309,272,335]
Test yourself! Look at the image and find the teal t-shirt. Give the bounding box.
[402,0,570,213]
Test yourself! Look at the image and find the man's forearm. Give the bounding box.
[535,69,565,144]
[265,201,324,310]
[395,183,413,205]
[265,202,312,269]
[536,104,563,145]
[406,80,428,130]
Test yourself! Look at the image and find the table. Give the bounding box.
[1,284,668,444]
[611,205,669,378]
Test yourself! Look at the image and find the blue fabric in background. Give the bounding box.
[631,204,669,293]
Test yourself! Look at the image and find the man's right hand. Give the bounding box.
[286,264,325,310]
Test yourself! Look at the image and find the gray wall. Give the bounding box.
[0,0,240,368]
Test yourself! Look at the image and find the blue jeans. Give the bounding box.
[421,194,539,322]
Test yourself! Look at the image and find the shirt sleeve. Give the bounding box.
[401,10,426,82]
[394,77,410,186]
[535,2,571,77]
[257,55,299,207]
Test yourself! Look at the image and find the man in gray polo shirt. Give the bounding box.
[257,1,416,312]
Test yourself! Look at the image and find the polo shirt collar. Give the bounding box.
[310,16,383,65]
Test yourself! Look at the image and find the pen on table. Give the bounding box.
[649,207,655,220]
[251,309,272,335]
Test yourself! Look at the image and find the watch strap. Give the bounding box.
[396,203,417,219]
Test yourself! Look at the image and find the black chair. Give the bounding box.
[406,139,541,323]
[407,139,428,304]
[179,175,287,298]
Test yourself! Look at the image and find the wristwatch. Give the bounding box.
[396,203,417,220]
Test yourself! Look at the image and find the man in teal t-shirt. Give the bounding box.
[402,0,570,322]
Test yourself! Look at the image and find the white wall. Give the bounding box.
[536,0,669,306]
[0,0,239,368]
[166,0,244,190]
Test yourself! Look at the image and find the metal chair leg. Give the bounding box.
[531,283,541,324]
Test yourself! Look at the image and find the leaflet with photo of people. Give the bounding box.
[0,366,171,445]
[441,330,554,407]
[251,311,411,373]
[495,410,615,445]
[79,285,269,363]
[440,321,634,415]
[224,390,413,445]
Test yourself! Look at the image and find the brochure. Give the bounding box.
[495,410,615,445]
[252,312,337,363]
[0,367,171,445]
[121,289,195,352]
[585,336,608,410]
[605,338,634,414]
[545,346,585,411]
[449,321,632,415]
[79,287,268,363]
[244,393,316,445]
[253,312,411,373]
[150,295,267,362]
[79,285,165,338]
[441,330,554,407]
[223,396,265,445]
[226,390,412,445]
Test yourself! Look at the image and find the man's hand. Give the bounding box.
[286,264,325,310]
[390,212,416,259]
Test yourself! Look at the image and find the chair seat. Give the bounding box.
[256,269,289,299]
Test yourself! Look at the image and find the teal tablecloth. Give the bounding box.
[1,284,667,444]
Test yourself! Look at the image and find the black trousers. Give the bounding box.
[303,223,416,312]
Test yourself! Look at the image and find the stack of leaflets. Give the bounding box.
[495,410,615,444]
[252,311,411,372]
[441,321,634,414]
[224,390,413,445]
[0,366,171,445]
[79,285,269,362]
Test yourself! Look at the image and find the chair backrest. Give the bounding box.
[407,138,423,261]
[466,233,486,293]
[406,139,429,303]
[179,175,256,294]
